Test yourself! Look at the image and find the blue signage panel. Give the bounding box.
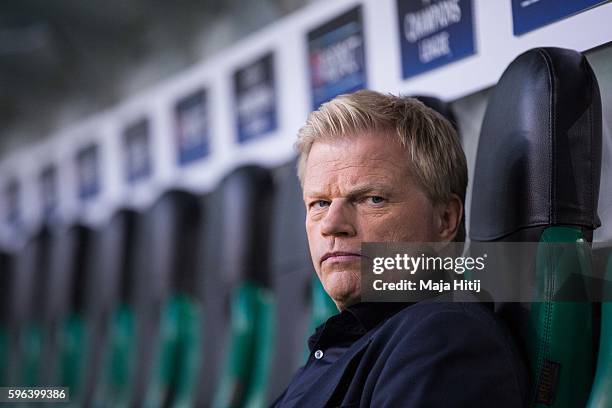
[123,118,152,183]
[308,6,367,109]
[234,52,277,143]
[40,165,58,218]
[512,0,607,35]
[5,180,19,224]
[76,144,100,201]
[175,89,209,166]
[397,0,475,79]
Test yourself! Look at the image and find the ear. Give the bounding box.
[435,194,463,242]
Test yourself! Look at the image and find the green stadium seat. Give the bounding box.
[470,47,602,407]
[92,210,140,407]
[212,166,276,408]
[54,225,94,403]
[0,250,11,386]
[134,191,204,407]
[587,248,612,407]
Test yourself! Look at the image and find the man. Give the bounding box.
[272,90,527,407]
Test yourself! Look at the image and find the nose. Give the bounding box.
[320,199,356,237]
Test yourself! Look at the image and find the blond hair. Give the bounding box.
[295,90,468,240]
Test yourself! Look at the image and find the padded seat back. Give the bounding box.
[0,250,14,386]
[88,209,139,407]
[470,47,602,407]
[212,165,276,408]
[54,225,94,398]
[587,246,612,407]
[129,190,204,407]
[143,191,204,408]
[8,228,52,386]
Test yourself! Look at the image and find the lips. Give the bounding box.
[321,251,362,264]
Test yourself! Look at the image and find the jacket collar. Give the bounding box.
[308,301,413,352]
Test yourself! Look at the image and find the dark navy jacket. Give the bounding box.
[272,300,528,407]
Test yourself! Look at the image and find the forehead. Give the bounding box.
[303,132,412,192]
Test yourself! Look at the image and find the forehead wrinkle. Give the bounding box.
[307,146,410,167]
[303,167,397,199]
[306,157,409,179]
[309,135,410,165]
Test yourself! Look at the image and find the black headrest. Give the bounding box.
[271,158,310,274]
[0,251,13,323]
[69,224,94,313]
[470,47,602,241]
[145,190,203,298]
[104,209,139,304]
[29,225,53,319]
[220,165,274,286]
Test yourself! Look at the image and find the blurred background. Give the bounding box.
[0,0,611,406]
[0,0,314,155]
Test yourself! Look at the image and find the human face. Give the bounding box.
[303,132,445,310]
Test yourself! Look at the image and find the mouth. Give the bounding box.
[321,251,362,264]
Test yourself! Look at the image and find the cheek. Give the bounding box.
[305,218,323,272]
[305,213,322,239]
[364,204,436,241]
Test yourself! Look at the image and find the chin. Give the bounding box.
[323,272,361,308]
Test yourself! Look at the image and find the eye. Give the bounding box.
[310,200,330,209]
[368,196,386,204]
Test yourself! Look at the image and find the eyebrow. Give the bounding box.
[304,183,393,199]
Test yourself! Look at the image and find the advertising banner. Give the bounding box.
[234,53,277,143]
[175,89,209,166]
[4,180,19,225]
[124,118,152,183]
[512,0,607,35]
[40,165,57,218]
[76,144,100,201]
[396,0,476,79]
[308,6,367,109]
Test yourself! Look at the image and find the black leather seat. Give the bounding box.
[85,209,140,407]
[470,47,602,407]
[207,165,276,408]
[130,190,205,407]
[6,227,53,386]
[0,249,14,386]
[588,244,612,406]
[48,225,95,397]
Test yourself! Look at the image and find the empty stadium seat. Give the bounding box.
[52,225,95,401]
[89,209,140,407]
[6,227,52,387]
[195,193,228,406]
[143,191,204,408]
[0,250,13,386]
[211,165,276,408]
[587,246,612,406]
[470,47,602,407]
[130,191,205,407]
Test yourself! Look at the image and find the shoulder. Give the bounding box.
[377,300,521,362]
[367,300,528,406]
[384,300,510,340]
